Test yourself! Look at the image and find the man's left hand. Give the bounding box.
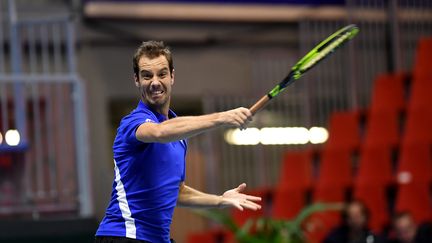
[220,183,262,211]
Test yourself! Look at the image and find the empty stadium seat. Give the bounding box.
[403,109,432,144]
[231,189,268,226]
[325,111,362,151]
[316,149,353,189]
[369,73,406,113]
[221,230,236,243]
[186,228,240,243]
[313,185,346,203]
[271,188,306,220]
[186,230,221,243]
[356,146,394,187]
[277,150,313,190]
[412,38,432,81]
[396,142,432,184]
[363,110,401,149]
[409,75,432,111]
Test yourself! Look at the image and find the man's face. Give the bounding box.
[395,215,416,243]
[135,55,173,109]
[347,203,367,230]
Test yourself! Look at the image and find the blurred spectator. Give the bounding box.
[387,212,432,243]
[324,200,383,243]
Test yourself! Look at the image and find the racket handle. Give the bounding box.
[249,95,270,115]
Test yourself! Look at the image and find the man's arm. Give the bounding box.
[136,107,252,143]
[177,182,261,211]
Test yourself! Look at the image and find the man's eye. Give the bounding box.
[142,74,152,79]
[159,73,167,78]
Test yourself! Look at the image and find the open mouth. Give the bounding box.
[150,90,164,98]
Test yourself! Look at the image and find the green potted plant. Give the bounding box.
[196,203,343,243]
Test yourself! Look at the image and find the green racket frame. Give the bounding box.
[250,24,359,114]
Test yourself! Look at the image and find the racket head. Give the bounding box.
[263,24,359,101]
[292,24,359,79]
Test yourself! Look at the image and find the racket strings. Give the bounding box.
[300,30,355,71]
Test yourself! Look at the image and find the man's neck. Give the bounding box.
[142,99,170,118]
[157,106,169,118]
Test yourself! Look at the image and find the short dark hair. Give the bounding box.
[133,40,174,78]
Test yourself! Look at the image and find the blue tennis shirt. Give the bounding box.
[96,100,187,243]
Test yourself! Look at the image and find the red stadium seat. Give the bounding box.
[356,147,394,187]
[186,230,220,243]
[409,40,432,144]
[192,228,240,243]
[307,186,345,243]
[395,183,432,224]
[306,211,341,243]
[277,150,313,190]
[363,110,401,149]
[396,142,432,184]
[230,189,268,226]
[271,187,306,220]
[231,205,263,227]
[316,149,353,189]
[409,76,432,111]
[221,230,236,243]
[325,111,361,151]
[313,185,345,203]
[369,73,406,113]
[353,185,389,232]
[413,38,432,81]
[403,109,432,144]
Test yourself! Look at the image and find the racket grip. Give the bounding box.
[249,95,270,115]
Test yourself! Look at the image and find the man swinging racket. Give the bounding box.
[95,41,261,243]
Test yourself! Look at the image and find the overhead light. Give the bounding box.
[260,127,309,145]
[224,128,260,145]
[224,127,329,145]
[5,129,20,146]
[0,132,2,144]
[309,127,329,144]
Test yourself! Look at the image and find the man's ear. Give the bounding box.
[171,69,175,85]
[134,74,139,87]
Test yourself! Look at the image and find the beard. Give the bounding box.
[141,88,170,109]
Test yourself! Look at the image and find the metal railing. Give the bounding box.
[0,0,92,218]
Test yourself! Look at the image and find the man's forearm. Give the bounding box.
[155,113,224,143]
[136,107,252,143]
[177,184,222,209]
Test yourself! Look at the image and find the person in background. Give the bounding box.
[387,211,432,243]
[324,200,383,243]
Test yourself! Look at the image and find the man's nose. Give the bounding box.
[150,77,162,85]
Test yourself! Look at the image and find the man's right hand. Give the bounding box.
[219,107,253,130]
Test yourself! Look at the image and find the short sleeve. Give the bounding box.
[120,109,157,146]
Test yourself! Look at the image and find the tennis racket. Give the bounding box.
[249,24,359,114]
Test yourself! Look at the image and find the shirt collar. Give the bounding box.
[138,100,177,121]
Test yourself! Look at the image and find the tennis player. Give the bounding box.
[95,41,261,243]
